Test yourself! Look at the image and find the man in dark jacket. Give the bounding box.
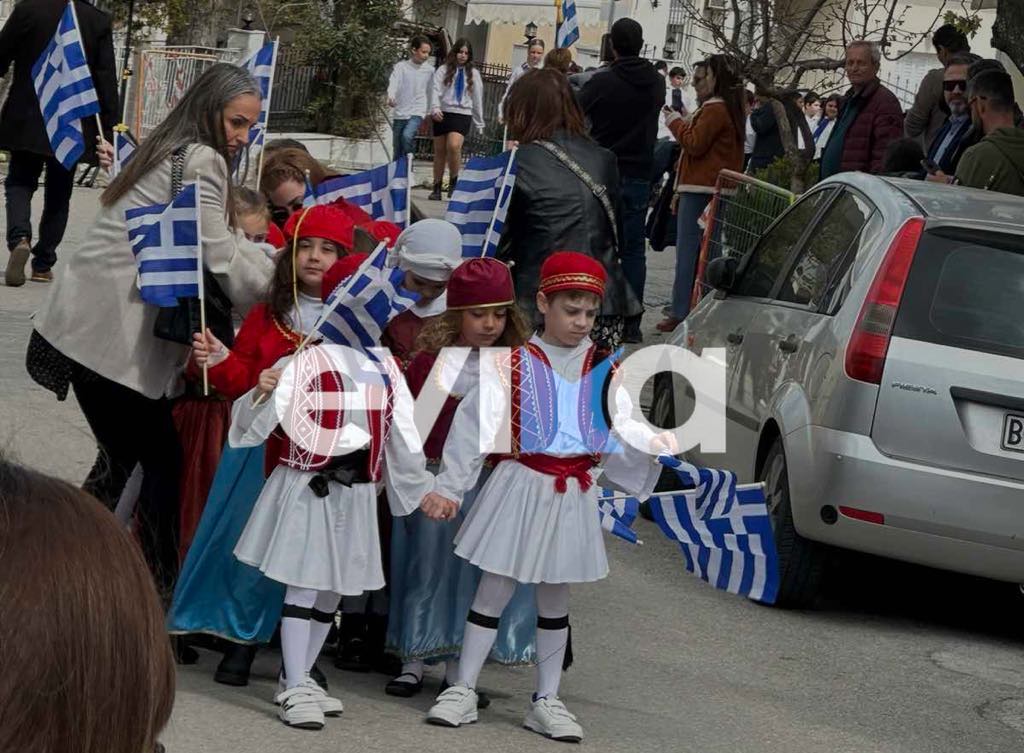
[0,0,118,286]
[819,41,904,179]
[953,70,1024,197]
[577,18,664,342]
[924,53,977,175]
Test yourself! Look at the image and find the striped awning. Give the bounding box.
[464,0,603,26]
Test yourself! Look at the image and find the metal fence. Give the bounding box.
[267,45,320,132]
[414,61,511,162]
[692,169,795,308]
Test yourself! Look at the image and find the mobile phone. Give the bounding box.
[921,158,939,174]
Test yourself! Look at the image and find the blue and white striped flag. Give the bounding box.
[316,156,410,228]
[598,490,642,545]
[303,172,316,208]
[125,182,202,308]
[316,243,419,350]
[445,150,518,258]
[32,1,102,169]
[112,129,136,177]
[557,0,580,48]
[647,455,780,603]
[241,40,276,149]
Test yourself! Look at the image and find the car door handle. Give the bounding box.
[726,331,744,345]
[778,335,799,353]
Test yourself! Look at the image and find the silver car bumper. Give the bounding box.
[786,425,1024,583]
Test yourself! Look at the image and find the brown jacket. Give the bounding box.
[904,67,948,147]
[667,99,744,193]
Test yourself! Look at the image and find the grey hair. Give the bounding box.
[847,40,881,66]
[102,63,261,208]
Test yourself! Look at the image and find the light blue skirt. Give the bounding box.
[167,444,285,644]
[387,467,537,665]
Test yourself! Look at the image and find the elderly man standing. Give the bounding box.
[819,41,904,179]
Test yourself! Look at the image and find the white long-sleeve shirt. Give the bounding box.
[430,65,485,132]
[387,58,434,120]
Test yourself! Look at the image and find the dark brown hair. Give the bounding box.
[266,236,342,330]
[504,68,587,143]
[443,38,476,92]
[415,305,533,354]
[259,147,330,197]
[0,459,175,753]
[544,48,574,74]
[702,54,747,146]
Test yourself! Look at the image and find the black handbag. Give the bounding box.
[152,147,236,347]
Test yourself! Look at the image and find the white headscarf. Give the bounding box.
[393,219,464,282]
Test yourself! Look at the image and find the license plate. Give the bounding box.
[1001,413,1024,453]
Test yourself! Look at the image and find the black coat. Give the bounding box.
[497,131,641,323]
[0,0,118,164]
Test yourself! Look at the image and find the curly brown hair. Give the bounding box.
[415,305,533,354]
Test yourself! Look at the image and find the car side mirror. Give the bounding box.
[705,256,738,293]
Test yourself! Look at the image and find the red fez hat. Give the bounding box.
[321,253,368,303]
[266,222,286,249]
[283,205,355,251]
[324,196,374,228]
[446,258,515,310]
[368,220,402,248]
[538,251,607,298]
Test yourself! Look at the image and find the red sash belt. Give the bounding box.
[511,453,598,493]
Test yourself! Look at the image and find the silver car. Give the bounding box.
[651,173,1024,607]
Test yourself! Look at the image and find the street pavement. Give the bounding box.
[3,185,1024,753]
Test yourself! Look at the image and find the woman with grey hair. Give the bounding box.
[26,63,275,591]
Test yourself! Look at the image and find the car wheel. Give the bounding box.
[761,439,826,608]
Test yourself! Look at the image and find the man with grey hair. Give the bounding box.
[952,70,1024,196]
[819,40,904,179]
[923,52,979,175]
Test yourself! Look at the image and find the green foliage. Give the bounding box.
[943,10,983,39]
[751,156,821,193]
[294,0,404,139]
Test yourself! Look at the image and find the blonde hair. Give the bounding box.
[415,305,533,354]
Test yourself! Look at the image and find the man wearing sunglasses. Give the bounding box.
[923,53,978,175]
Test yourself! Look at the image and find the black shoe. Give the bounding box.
[428,181,443,201]
[439,678,491,709]
[214,643,258,686]
[385,672,423,698]
[447,175,459,197]
[334,637,372,672]
[172,635,199,666]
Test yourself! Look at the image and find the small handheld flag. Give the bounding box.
[557,0,580,49]
[315,156,411,229]
[32,1,102,169]
[125,181,202,308]
[112,128,137,177]
[241,40,277,150]
[597,491,643,545]
[647,455,780,604]
[445,150,518,257]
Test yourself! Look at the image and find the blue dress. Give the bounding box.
[388,466,537,665]
[167,443,285,643]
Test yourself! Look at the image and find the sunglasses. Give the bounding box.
[942,79,967,92]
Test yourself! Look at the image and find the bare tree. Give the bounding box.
[672,0,948,191]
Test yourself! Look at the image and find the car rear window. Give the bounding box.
[894,227,1024,360]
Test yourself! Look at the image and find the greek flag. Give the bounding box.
[125,182,202,308]
[445,150,518,257]
[112,129,136,177]
[598,491,642,545]
[316,157,410,228]
[557,0,580,48]
[647,455,779,603]
[241,41,276,148]
[32,2,101,170]
[303,172,316,208]
[315,243,419,350]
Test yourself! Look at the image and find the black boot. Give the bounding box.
[447,174,459,197]
[172,635,199,665]
[428,180,443,201]
[214,642,258,686]
[334,613,371,672]
[623,314,643,344]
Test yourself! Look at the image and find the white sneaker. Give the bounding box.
[523,697,583,743]
[275,676,343,717]
[275,686,325,730]
[426,683,478,727]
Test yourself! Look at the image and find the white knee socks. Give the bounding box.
[534,582,571,700]
[305,590,341,673]
[281,586,342,689]
[456,572,516,689]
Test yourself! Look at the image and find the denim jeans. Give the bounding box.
[4,150,75,272]
[618,177,651,311]
[392,116,423,162]
[672,192,712,319]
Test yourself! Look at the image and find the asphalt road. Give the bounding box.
[3,184,1024,753]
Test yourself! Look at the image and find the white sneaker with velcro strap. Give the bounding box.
[275,685,325,730]
[426,683,479,727]
[275,676,343,717]
[523,696,584,743]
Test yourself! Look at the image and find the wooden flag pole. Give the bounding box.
[194,174,208,396]
[405,153,413,227]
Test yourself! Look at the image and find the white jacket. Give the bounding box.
[387,59,434,120]
[430,65,485,132]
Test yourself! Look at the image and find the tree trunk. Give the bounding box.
[992,0,1024,76]
[165,0,238,47]
[771,98,815,194]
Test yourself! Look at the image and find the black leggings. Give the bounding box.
[72,373,182,591]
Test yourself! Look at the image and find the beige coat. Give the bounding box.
[34,144,274,399]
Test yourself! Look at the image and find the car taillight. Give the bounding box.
[845,217,925,384]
